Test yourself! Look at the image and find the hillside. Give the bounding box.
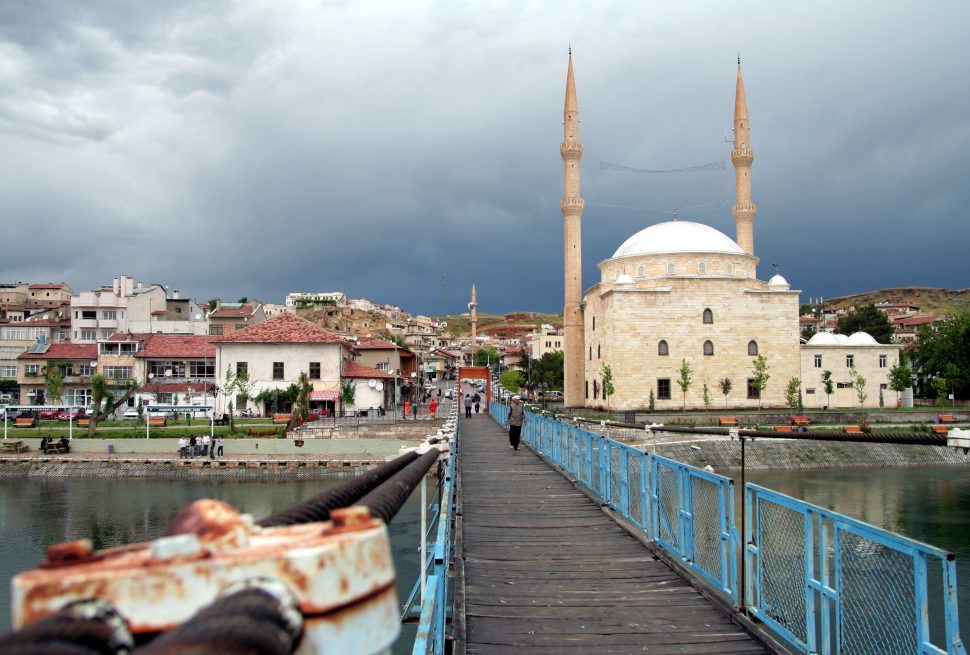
[438,312,563,338]
[824,287,970,317]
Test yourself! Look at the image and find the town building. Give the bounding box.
[17,342,99,406]
[801,332,905,408]
[208,302,266,337]
[530,325,564,360]
[70,275,167,343]
[285,291,347,307]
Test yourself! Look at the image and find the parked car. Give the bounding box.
[39,409,58,420]
[54,408,86,421]
[123,408,140,419]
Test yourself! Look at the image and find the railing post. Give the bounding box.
[620,447,630,518]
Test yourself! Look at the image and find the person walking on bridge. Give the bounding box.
[508,395,526,450]
[463,394,473,419]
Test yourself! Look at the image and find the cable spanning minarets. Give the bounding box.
[561,50,585,407]
[731,59,756,255]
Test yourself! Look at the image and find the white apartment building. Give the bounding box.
[285,291,347,307]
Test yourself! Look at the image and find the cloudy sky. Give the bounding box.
[2,1,968,316]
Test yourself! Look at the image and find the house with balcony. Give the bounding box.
[126,334,217,407]
[350,336,415,404]
[17,343,99,406]
[71,275,167,343]
[208,302,266,337]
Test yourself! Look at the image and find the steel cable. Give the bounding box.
[0,599,133,655]
[257,451,419,527]
[357,449,442,524]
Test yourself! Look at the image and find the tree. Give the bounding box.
[237,296,248,303]
[677,359,693,411]
[910,313,970,400]
[821,370,834,408]
[751,355,771,409]
[500,370,525,394]
[206,298,220,311]
[888,361,912,405]
[218,365,239,433]
[836,303,893,344]
[87,374,139,437]
[286,372,313,431]
[235,370,257,415]
[601,364,615,418]
[474,347,500,371]
[784,377,802,413]
[648,389,655,413]
[702,383,712,412]
[44,366,64,404]
[848,367,868,409]
[933,376,949,405]
[340,379,356,415]
[719,377,733,407]
[800,325,817,340]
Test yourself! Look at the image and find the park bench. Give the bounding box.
[939,415,957,424]
[774,425,793,433]
[931,425,950,434]
[43,442,69,454]
[844,425,863,434]
[718,417,738,426]
[77,419,91,427]
[792,416,811,426]
[272,414,292,425]
[14,417,35,428]
[1,440,28,453]
[148,417,167,427]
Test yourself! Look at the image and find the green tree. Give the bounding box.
[87,374,139,437]
[500,369,525,394]
[206,298,219,311]
[784,377,802,413]
[848,367,868,409]
[340,379,356,415]
[751,355,771,409]
[888,361,912,405]
[836,303,894,343]
[237,296,248,303]
[719,377,733,407]
[602,364,615,418]
[286,372,313,431]
[702,383,712,412]
[910,313,970,400]
[648,389,655,413]
[821,370,834,408]
[474,347,500,371]
[44,366,64,404]
[218,365,238,433]
[934,376,949,405]
[677,359,693,411]
[801,325,817,340]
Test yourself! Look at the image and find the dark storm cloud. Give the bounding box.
[1,1,968,316]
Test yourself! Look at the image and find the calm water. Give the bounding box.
[4,466,970,649]
[0,477,421,652]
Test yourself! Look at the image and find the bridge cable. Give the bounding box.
[0,599,133,655]
[357,449,443,525]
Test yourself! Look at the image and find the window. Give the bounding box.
[592,379,599,399]
[805,388,816,395]
[149,361,186,378]
[309,362,321,379]
[65,389,92,405]
[748,340,759,356]
[80,329,96,341]
[703,308,713,324]
[637,265,645,277]
[236,362,248,378]
[273,362,284,380]
[589,346,592,361]
[667,263,676,275]
[814,354,822,368]
[25,364,40,375]
[78,365,95,376]
[234,323,248,331]
[880,383,888,390]
[657,378,671,400]
[377,362,389,371]
[698,262,707,274]
[235,394,247,409]
[0,365,16,377]
[597,345,601,359]
[703,340,714,356]
[585,380,589,399]
[879,354,887,368]
[658,340,669,356]
[104,366,132,380]
[592,316,595,330]
[837,382,854,389]
[747,379,761,400]
[727,263,734,276]
[190,361,214,378]
[81,310,96,320]
[209,325,224,336]
[102,310,116,320]
[100,329,113,340]
[846,355,854,368]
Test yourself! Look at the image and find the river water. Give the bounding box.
[3,465,970,649]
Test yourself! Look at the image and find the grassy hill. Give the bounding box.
[438,312,563,338]
[824,287,970,317]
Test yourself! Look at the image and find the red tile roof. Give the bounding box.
[213,313,347,345]
[354,336,412,352]
[895,315,939,327]
[342,361,393,379]
[135,335,215,359]
[210,303,259,318]
[19,343,98,360]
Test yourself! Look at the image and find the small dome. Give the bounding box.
[768,274,789,288]
[807,332,839,345]
[847,331,878,345]
[615,273,635,285]
[612,221,745,259]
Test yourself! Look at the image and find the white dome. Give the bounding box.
[807,332,839,345]
[768,274,789,288]
[847,331,878,345]
[612,221,745,259]
[615,273,635,285]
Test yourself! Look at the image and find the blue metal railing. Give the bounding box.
[497,401,967,655]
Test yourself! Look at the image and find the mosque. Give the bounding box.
[560,55,802,410]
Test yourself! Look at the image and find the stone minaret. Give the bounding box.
[561,51,585,407]
[469,283,478,342]
[731,60,756,255]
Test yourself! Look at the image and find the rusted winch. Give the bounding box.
[11,500,399,654]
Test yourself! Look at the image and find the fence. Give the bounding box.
[497,401,967,655]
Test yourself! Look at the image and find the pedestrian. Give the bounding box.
[473,392,481,414]
[178,436,187,459]
[201,434,210,458]
[189,435,198,458]
[463,394,472,419]
[404,401,411,419]
[507,395,526,451]
[209,434,215,459]
[216,436,224,458]
[429,398,438,419]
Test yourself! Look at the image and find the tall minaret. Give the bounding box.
[468,283,478,343]
[731,59,756,255]
[561,50,585,407]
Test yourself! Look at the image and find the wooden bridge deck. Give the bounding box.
[454,414,770,655]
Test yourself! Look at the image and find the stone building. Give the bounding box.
[800,332,905,408]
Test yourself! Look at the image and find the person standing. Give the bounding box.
[178,436,187,459]
[507,395,526,450]
[209,434,216,459]
[473,392,481,414]
[429,398,438,419]
[463,394,472,419]
[216,436,224,458]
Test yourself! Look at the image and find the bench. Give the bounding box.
[931,424,950,434]
[272,414,292,425]
[77,419,91,427]
[774,425,793,433]
[2,440,28,453]
[844,425,863,434]
[43,443,69,454]
[148,417,167,427]
[718,417,738,426]
[939,415,957,424]
[14,417,35,428]
[792,416,811,426]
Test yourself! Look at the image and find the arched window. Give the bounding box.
[748,340,759,356]
[637,265,645,277]
[658,340,669,356]
[597,345,601,359]
[666,263,675,275]
[698,262,707,275]
[589,346,592,361]
[703,308,713,324]
[704,340,714,356]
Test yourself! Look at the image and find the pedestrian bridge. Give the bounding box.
[414,402,967,655]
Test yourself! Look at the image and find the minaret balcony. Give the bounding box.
[731,147,754,165]
[560,197,585,213]
[732,202,757,215]
[560,142,584,159]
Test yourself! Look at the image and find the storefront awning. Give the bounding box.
[309,390,339,401]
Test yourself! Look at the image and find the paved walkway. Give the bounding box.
[456,414,769,654]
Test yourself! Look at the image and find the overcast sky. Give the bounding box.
[2,1,968,316]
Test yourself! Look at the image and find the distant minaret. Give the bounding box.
[731,59,756,255]
[469,283,478,342]
[561,50,585,407]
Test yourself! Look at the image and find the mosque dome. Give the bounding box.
[768,274,790,288]
[807,332,841,345]
[615,273,635,285]
[612,221,745,259]
[847,332,878,345]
